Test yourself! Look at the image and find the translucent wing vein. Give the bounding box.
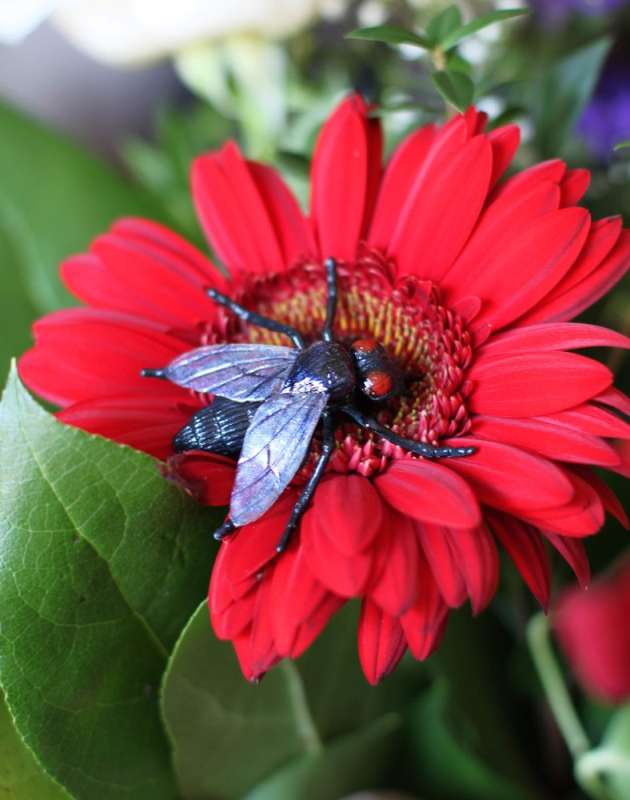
[163,343,297,400]
[230,391,328,525]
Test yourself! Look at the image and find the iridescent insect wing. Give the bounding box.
[229,390,328,526]
[161,343,297,401]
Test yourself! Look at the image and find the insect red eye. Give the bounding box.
[364,370,393,398]
[352,338,378,353]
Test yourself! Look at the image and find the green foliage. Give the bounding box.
[0,692,69,799]
[614,140,630,152]
[161,602,418,799]
[405,682,530,800]
[530,38,612,158]
[0,366,219,799]
[426,5,463,47]
[346,25,431,49]
[0,102,164,315]
[440,9,528,51]
[432,70,475,112]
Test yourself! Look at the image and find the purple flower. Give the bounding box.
[530,0,630,26]
[578,53,630,161]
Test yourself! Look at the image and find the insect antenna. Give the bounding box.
[206,287,305,349]
[322,257,338,342]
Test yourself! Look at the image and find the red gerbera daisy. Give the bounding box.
[19,95,630,684]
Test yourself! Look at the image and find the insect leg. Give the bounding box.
[275,410,335,553]
[341,406,476,459]
[206,288,305,349]
[322,257,338,343]
[214,518,236,541]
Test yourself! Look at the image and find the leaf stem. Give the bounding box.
[527,614,616,800]
[527,613,590,758]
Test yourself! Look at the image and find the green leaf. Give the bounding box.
[614,140,630,152]
[576,705,630,800]
[426,5,462,46]
[346,25,431,49]
[0,365,219,799]
[244,714,401,800]
[532,38,612,158]
[162,602,420,799]
[404,681,530,800]
[0,101,165,315]
[432,70,475,112]
[441,9,528,51]
[0,692,69,799]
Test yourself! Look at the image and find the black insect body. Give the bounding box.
[173,398,260,457]
[142,258,475,552]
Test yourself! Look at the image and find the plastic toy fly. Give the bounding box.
[142,259,474,552]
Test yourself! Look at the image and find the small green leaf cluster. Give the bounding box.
[348,6,527,111]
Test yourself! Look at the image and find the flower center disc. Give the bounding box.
[230,248,473,477]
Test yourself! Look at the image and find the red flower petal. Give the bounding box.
[172,451,236,506]
[470,208,591,331]
[288,593,345,659]
[443,524,499,614]
[369,512,420,616]
[472,415,620,466]
[220,492,297,585]
[358,599,407,685]
[554,559,630,702]
[310,94,376,261]
[19,309,187,406]
[489,513,551,610]
[525,226,630,324]
[400,550,449,661]
[543,533,590,587]
[301,505,374,598]
[445,437,574,512]
[542,403,630,440]
[479,322,630,357]
[247,161,316,265]
[442,178,561,300]
[415,522,467,607]
[269,543,332,655]
[391,134,492,281]
[192,141,286,275]
[469,351,613,417]
[560,168,590,206]
[596,387,630,416]
[487,124,520,187]
[112,217,230,290]
[85,234,217,328]
[375,458,481,529]
[368,123,437,251]
[57,393,193,459]
[521,470,604,536]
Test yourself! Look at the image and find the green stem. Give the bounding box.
[527,613,590,758]
[526,614,614,800]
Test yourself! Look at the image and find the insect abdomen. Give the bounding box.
[173,398,260,456]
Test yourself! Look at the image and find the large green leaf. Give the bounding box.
[162,601,420,799]
[0,101,165,314]
[0,691,69,799]
[244,714,401,800]
[346,25,431,49]
[532,38,612,158]
[404,681,530,800]
[0,366,219,799]
[432,70,475,112]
